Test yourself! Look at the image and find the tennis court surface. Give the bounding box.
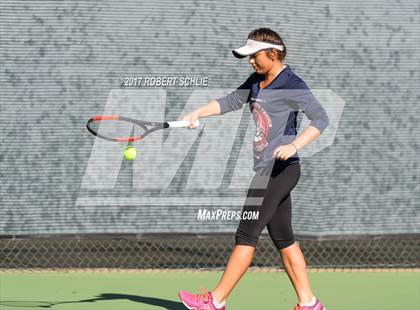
[1,269,418,310]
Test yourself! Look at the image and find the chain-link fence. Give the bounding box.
[1,234,418,270]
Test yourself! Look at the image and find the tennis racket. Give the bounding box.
[86,115,199,142]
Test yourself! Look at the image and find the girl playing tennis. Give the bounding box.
[178,27,329,310]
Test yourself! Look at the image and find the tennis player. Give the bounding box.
[178,28,329,310]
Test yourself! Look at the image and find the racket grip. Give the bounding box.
[167,120,200,128]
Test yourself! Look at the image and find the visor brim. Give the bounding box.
[232,47,263,59]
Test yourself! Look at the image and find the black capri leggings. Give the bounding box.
[235,160,301,250]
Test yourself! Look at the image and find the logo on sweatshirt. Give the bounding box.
[251,101,272,154]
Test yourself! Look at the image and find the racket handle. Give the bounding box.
[167,120,200,128]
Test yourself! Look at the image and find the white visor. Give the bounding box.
[232,39,284,58]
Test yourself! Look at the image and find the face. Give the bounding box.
[248,49,276,74]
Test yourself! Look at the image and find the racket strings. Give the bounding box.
[91,119,147,142]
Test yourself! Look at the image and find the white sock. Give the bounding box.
[299,296,317,307]
[211,292,226,308]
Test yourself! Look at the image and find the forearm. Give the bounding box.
[194,100,221,118]
[292,125,321,150]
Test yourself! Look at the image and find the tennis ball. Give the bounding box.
[123,146,137,160]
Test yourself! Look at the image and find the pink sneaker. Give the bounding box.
[178,289,225,310]
[292,297,326,310]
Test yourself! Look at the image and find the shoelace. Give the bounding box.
[194,287,211,303]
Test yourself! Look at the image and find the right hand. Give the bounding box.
[181,110,200,128]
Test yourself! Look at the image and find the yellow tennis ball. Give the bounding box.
[123,146,137,160]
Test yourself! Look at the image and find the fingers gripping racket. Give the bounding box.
[86,115,199,142]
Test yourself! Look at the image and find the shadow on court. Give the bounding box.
[0,293,186,309]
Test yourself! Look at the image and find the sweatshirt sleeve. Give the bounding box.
[289,79,329,134]
[216,74,254,114]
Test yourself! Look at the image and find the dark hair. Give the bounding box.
[248,27,287,61]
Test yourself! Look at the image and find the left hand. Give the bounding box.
[273,144,298,160]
